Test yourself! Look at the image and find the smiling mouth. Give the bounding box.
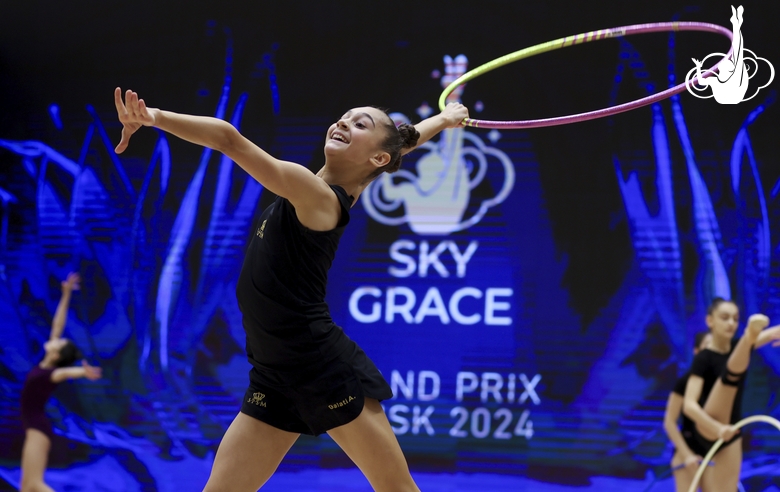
[331,133,348,143]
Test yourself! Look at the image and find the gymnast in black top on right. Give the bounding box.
[664,331,710,492]
[683,298,780,492]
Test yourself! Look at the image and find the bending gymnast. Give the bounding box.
[663,331,711,492]
[19,272,103,492]
[692,6,749,104]
[683,298,780,492]
[114,87,468,491]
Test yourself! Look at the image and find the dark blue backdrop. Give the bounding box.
[1,1,780,490]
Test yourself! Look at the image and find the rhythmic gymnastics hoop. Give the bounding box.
[687,415,780,492]
[438,22,733,129]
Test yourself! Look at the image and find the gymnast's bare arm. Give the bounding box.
[663,391,699,466]
[51,360,103,384]
[754,325,780,349]
[49,272,80,341]
[114,88,340,231]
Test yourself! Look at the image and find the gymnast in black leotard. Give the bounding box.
[235,180,394,436]
[663,331,711,492]
[682,298,780,492]
[114,87,468,492]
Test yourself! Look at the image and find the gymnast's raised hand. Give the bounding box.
[114,88,157,154]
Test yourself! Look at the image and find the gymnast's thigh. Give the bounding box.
[20,429,52,485]
[202,412,299,492]
[699,437,741,492]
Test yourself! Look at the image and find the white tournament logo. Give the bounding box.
[362,55,515,235]
[685,5,774,104]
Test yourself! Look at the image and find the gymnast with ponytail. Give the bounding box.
[663,331,711,492]
[114,87,468,492]
[20,272,103,492]
[682,297,780,492]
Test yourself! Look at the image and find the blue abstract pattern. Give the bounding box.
[1,18,779,492]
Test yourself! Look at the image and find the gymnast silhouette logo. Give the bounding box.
[685,5,774,104]
[362,55,515,235]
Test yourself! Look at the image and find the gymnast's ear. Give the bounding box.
[370,151,391,168]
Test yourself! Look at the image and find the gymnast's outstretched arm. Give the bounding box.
[114,88,340,230]
[49,272,80,341]
[754,325,780,349]
[51,360,102,383]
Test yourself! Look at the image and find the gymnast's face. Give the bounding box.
[324,107,391,168]
[706,302,739,340]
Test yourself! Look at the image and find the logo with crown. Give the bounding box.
[362,55,515,235]
[247,392,266,407]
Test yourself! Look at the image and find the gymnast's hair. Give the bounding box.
[706,297,737,315]
[694,331,709,349]
[55,340,83,368]
[365,108,420,182]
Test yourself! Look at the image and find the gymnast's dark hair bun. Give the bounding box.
[364,110,423,182]
[397,123,420,149]
[694,331,709,349]
[55,340,83,368]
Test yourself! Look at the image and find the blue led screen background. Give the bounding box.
[2,1,780,490]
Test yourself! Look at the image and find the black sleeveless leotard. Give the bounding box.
[236,185,391,435]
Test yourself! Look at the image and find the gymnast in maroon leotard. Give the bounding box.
[19,272,102,492]
[20,367,60,441]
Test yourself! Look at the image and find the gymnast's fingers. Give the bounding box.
[114,87,128,115]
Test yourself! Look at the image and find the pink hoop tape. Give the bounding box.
[439,22,733,129]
